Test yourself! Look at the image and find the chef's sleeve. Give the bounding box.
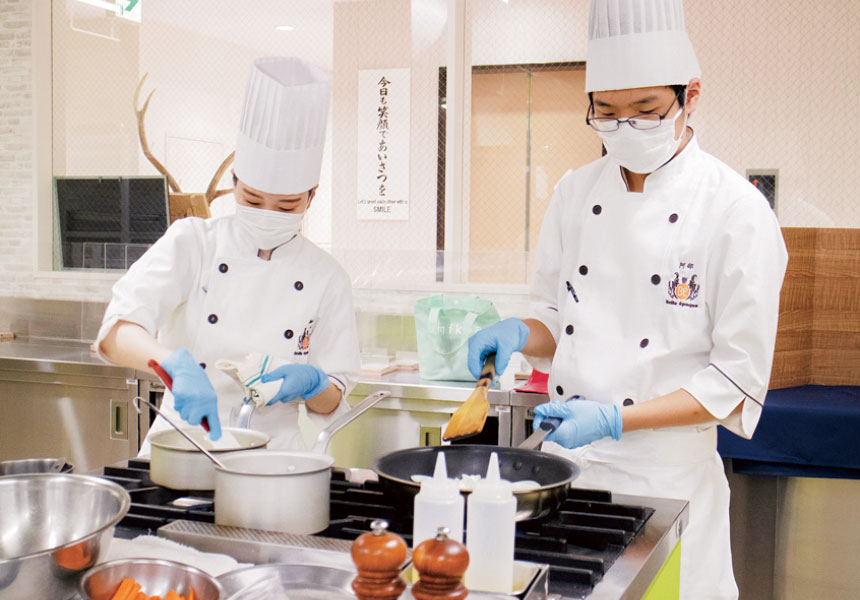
[524,183,565,373]
[95,218,204,364]
[681,195,788,438]
[305,264,361,423]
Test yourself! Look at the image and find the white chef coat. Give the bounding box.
[96,214,360,454]
[527,133,787,600]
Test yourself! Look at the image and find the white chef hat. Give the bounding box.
[585,0,701,92]
[233,57,330,195]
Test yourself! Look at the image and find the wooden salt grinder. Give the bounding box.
[411,526,470,600]
[351,519,408,600]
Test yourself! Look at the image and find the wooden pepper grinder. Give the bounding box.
[411,526,470,600]
[351,519,408,600]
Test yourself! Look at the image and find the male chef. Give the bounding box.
[467,1,787,597]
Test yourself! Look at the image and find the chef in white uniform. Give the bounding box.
[466,1,787,598]
[97,57,360,452]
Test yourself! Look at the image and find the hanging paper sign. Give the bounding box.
[356,68,410,220]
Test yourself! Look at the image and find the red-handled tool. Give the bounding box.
[148,358,210,433]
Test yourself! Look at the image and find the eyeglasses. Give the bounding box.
[586,97,680,133]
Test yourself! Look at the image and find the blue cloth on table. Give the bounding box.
[717,385,860,479]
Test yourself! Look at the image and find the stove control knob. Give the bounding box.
[351,519,408,600]
[411,526,469,600]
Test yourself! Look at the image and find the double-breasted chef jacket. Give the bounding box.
[526,133,787,600]
[96,214,360,454]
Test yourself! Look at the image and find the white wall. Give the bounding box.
[2,0,859,302]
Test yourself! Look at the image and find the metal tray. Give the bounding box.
[217,563,356,599]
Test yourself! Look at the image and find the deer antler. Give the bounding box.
[205,150,235,205]
[134,73,182,193]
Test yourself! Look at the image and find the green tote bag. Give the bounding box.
[414,294,500,381]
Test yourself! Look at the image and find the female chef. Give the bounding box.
[466,1,786,598]
[97,57,360,452]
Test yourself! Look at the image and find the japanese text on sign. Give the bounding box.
[357,68,410,220]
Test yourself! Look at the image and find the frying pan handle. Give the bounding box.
[147,358,211,433]
[539,417,562,433]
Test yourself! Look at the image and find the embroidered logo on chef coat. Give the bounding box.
[666,263,700,308]
[295,319,316,356]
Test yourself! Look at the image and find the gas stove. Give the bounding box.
[100,459,686,599]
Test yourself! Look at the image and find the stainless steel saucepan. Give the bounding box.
[214,391,391,534]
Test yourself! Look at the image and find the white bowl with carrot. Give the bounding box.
[79,558,222,600]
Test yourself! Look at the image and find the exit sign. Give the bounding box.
[747,169,778,212]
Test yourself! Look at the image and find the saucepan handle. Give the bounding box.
[311,391,391,454]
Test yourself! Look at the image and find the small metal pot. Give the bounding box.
[213,391,390,534]
[149,427,270,490]
[215,450,335,534]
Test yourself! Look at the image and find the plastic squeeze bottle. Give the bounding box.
[465,451,516,593]
[413,452,465,548]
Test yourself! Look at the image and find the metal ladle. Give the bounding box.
[133,396,227,469]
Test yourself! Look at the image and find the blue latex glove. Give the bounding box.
[467,318,530,380]
[260,364,330,406]
[160,348,222,441]
[533,397,622,450]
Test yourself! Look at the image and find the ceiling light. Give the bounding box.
[276,25,295,31]
[76,0,117,10]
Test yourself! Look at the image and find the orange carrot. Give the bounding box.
[187,587,196,600]
[110,578,141,600]
[134,593,147,600]
[53,543,93,570]
[165,591,183,600]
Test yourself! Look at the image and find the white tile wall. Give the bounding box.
[0,0,117,301]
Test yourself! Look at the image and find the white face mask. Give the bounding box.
[598,104,687,174]
[235,204,304,250]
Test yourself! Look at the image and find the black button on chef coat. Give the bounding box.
[565,324,574,335]
[199,362,206,369]
[207,314,218,324]
[218,263,228,273]
[623,398,634,406]
[640,338,649,348]
[669,213,679,223]
[284,329,294,339]
[592,205,602,215]
[294,281,304,291]
[579,265,588,275]
[651,274,661,285]
[556,385,564,395]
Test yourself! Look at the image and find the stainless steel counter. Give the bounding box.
[0,338,159,472]
[157,489,688,600]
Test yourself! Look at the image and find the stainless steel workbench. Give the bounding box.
[0,338,160,472]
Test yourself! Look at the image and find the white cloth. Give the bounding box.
[102,535,249,577]
[526,133,787,599]
[585,0,700,91]
[96,214,360,454]
[217,352,286,408]
[234,57,330,194]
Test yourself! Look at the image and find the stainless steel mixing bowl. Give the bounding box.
[0,474,130,599]
[0,457,74,475]
[80,559,222,600]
